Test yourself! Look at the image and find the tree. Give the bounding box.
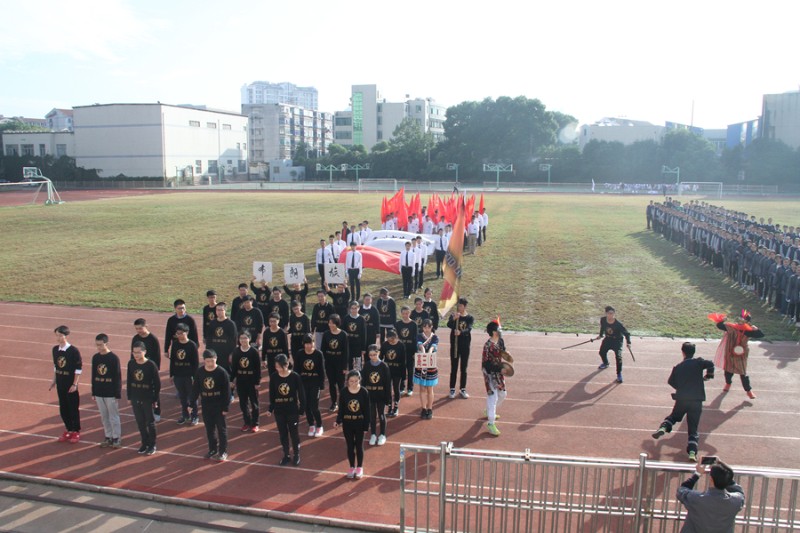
[659,130,721,182]
[0,120,49,133]
[580,140,625,182]
[740,139,799,185]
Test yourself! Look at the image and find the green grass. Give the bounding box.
[1,192,798,341]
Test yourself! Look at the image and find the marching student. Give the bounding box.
[250,276,272,318]
[207,303,238,376]
[334,370,370,479]
[377,287,397,345]
[342,301,367,371]
[230,283,250,324]
[91,333,122,448]
[415,319,439,419]
[326,281,352,320]
[289,300,311,359]
[359,293,381,346]
[284,278,310,313]
[362,344,391,446]
[50,325,82,444]
[267,287,290,331]
[231,331,262,433]
[380,329,406,417]
[311,289,335,350]
[422,288,440,331]
[345,242,364,301]
[163,299,198,360]
[395,306,418,397]
[434,227,448,279]
[400,241,415,299]
[202,290,218,345]
[410,297,430,330]
[127,342,160,456]
[169,323,199,426]
[235,295,264,351]
[192,349,231,461]
[296,335,325,438]
[447,298,473,399]
[267,354,305,466]
[262,313,290,371]
[322,314,349,411]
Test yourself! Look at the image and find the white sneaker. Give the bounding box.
[346,467,356,479]
[448,389,456,399]
[308,425,316,437]
[369,434,378,446]
[460,389,469,399]
[315,426,324,437]
[355,467,364,479]
[377,434,387,446]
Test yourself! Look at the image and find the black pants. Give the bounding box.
[369,397,387,436]
[400,353,415,392]
[325,356,344,405]
[401,266,413,297]
[57,387,81,432]
[599,342,623,374]
[390,374,403,407]
[202,405,227,454]
[317,264,325,288]
[274,411,300,457]
[659,399,702,454]
[348,268,361,301]
[174,376,197,419]
[724,371,752,391]
[415,263,425,290]
[434,250,445,278]
[131,399,156,448]
[237,382,259,427]
[343,425,365,467]
[482,226,487,242]
[303,384,322,427]
[449,339,470,390]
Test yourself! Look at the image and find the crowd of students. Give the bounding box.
[647,198,800,326]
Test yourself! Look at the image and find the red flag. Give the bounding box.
[381,196,388,224]
[465,194,476,217]
[337,245,400,274]
[479,193,485,215]
[439,199,466,316]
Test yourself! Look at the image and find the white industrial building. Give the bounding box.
[761,91,800,150]
[333,85,446,150]
[69,103,247,180]
[579,117,665,150]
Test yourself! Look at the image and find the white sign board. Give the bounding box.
[415,352,438,369]
[324,263,346,284]
[284,263,305,284]
[253,261,272,283]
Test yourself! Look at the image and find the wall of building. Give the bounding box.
[762,92,800,150]
[2,131,75,158]
[579,118,665,150]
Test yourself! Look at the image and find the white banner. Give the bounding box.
[253,261,272,283]
[284,263,304,284]
[324,263,346,284]
[367,238,434,255]
[365,230,434,245]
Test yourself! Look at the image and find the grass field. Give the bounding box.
[1,191,799,341]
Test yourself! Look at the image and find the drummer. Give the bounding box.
[481,318,512,437]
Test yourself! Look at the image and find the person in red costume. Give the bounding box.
[708,310,764,399]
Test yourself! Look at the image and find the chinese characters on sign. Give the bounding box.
[284,263,304,284]
[253,262,273,283]
[324,264,346,284]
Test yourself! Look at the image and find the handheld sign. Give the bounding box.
[253,262,272,283]
[415,351,437,369]
[284,263,304,284]
[324,263,346,284]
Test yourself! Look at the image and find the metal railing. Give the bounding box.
[399,442,800,533]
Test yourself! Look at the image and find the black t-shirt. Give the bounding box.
[169,340,199,378]
[91,351,121,398]
[52,344,82,391]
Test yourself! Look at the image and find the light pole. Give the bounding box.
[482,163,513,190]
[539,163,552,186]
[341,163,371,181]
[446,163,459,182]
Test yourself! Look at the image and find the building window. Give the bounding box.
[335,131,352,140]
[21,144,34,156]
[189,120,200,127]
[56,144,67,157]
[377,131,382,140]
[39,144,46,157]
[238,160,246,172]
[5,145,18,156]
[207,122,217,129]
[195,160,202,174]
[222,124,232,130]
[236,143,240,150]
[209,160,218,174]
[377,116,382,126]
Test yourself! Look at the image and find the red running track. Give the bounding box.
[1,301,798,528]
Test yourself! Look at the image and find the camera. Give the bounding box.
[701,455,718,465]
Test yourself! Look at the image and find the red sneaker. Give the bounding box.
[250,425,259,433]
[722,383,731,392]
[68,432,81,444]
[746,390,756,399]
[57,431,71,442]
[241,425,250,432]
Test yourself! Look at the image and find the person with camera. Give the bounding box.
[676,457,744,533]
[651,342,714,462]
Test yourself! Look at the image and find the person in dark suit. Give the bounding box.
[651,342,714,462]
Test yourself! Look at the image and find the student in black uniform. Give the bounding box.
[235,295,264,351]
[342,301,367,371]
[202,290,218,345]
[446,298,473,399]
[296,335,325,438]
[127,342,161,456]
[207,303,238,376]
[267,354,305,466]
[288,300,311,359]
[192,349,231,461]
[131,318,162,421]
[163,299,199,360]
[377,287,397,345]
[326,281,352,320]
[322,314,349,411]
[50,325,82,444]
[267,287,291,331]
[169,323,199,425]
[410,297,430,330]
[422,288,439,331]
[230,283,250,324]
[334,370,370,479]
[595,306,632,384]
[92,333,122,448]
[250,276,271,319]
[380,329,406,417]
[231,331,262,433]
[311,289,335,350]
[362,345,391,446]
[284,278,310,313]
[395,306,418,397]
[359,293,381,346]
[262,313,289,371]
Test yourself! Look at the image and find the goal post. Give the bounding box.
[678,182,723,199]
[358,178,398,193]
[0,178,64,207]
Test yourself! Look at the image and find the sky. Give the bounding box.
[1,0,797,129]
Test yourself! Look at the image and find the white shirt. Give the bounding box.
[436,220,446,232]
[482,213,488,226]
[346,250,363,275]
[408,219,420,233]
[416,243,428,265]
[468,222,480,236]
[348,232,362,246]
[316,247,332,265]
[436,233,449,252]
[327,244,341,262]
[336,239,347,252]
[401,249,415,268]
[422,219,434,235]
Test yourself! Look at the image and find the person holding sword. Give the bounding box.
[595,306,631,383]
